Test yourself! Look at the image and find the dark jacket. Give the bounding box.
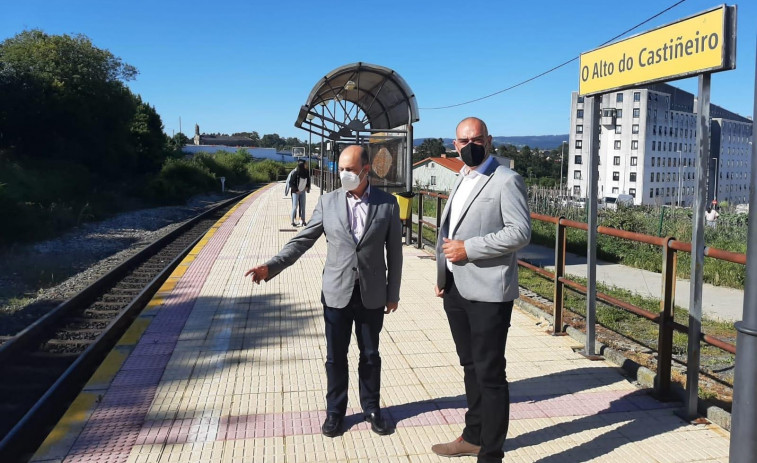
[288,167,311,194]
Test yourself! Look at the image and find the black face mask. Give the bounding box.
[460,143,487,167]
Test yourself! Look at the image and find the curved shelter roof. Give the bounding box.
[295,62,419,139]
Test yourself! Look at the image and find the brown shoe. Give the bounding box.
[431,436,481,457]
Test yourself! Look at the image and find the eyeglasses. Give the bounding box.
[456,135,487,145]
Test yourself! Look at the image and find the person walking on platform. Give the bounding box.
[289,159,311,226]
[431,117,531,463]
[245,145,403,438]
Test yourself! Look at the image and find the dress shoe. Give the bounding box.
[431,436,481,457]
[291,221,297,227]
[364,411,391,435]
[321,413,342,437]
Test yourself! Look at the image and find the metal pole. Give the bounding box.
[678,150,682,206]
[405,107,413,246]
[712,157,718,204]
[584,95,600,357]
[553,218,566,334]
[559,141,566,196]
[685,73,710,419]
[320,105,325,195]
[729,42,757,463]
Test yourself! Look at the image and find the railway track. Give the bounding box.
[0,190,253,462]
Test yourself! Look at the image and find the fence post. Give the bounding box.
[657,237,676,397]
[552,217,567,334]
[417,193,424,249]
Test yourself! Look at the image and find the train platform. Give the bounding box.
[31,183,730,463]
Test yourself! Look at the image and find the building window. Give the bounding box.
[631,140,638,150]
[573,186,581,195]
[632,124,639,134]
[649,189,653,198]
[616,109,623,118]
[576,124,583,133]
[633,91,641,102]
[629,188,636,197]
[613,156,620,165]
[577,109,584,118]
[430,176,436,185]
[656,172,660,182]
[633,108,640,118]
[614,140,621,150]
[616,93,623,103]
[574,170,582,180]
[612,187,619,194]
[430,162,435,168]
[630,156,637,166]
[575,140,582,149]
[613,172,620,181]
[577,96,584,103]
[615,125,622,134]
[630,172,637,182]
[574,155,582,165]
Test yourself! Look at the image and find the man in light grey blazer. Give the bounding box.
[431,118,531,463]
[245,145,403,438]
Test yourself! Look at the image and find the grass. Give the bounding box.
[518,266,736,389]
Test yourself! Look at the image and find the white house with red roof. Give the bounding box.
[413,155,514,192]
[412,155,465,192]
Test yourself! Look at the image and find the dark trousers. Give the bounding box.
[444,271,513,463]
[323,283,384,416]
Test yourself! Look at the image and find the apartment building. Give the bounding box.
[567,83,752,207]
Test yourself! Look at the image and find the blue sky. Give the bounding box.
[2,0,755,140]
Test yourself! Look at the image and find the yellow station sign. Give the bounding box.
[579,5,736,96]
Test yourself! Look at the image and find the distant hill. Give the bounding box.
[414,135,569,150]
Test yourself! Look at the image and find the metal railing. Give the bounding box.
[412,189,742,398]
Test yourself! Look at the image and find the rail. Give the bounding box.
[411,189,742,398]
[0,191,253,462]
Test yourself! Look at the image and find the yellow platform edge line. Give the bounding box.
[30,188,266,461]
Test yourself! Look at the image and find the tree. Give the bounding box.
[0,29,169,180]
[169,132,190,150]
[414,138,447,163]
[249,131,261,146]
[260,133,283,149]
[0,30,139,161]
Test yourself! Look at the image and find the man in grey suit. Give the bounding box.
[431,117,531,463]
[245,145,403,438]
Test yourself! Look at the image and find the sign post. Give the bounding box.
[578,4,736,419]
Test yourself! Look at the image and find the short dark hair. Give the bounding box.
[297,159,306,166]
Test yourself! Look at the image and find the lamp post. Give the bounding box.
[677,150,683,207]
[306,113,315,179]
[712,157,719,206]
[559,140,567,197]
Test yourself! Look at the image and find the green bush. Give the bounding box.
[247,159,289,182]
[149,158,216,201]
[528,198,749,290]
[193,150,251,187]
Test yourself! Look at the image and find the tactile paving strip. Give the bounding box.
[61,190,263,463]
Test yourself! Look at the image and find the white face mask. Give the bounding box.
[340,168,365,191]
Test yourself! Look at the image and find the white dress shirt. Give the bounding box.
[447,155,494,270]
[347,185,370,244]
